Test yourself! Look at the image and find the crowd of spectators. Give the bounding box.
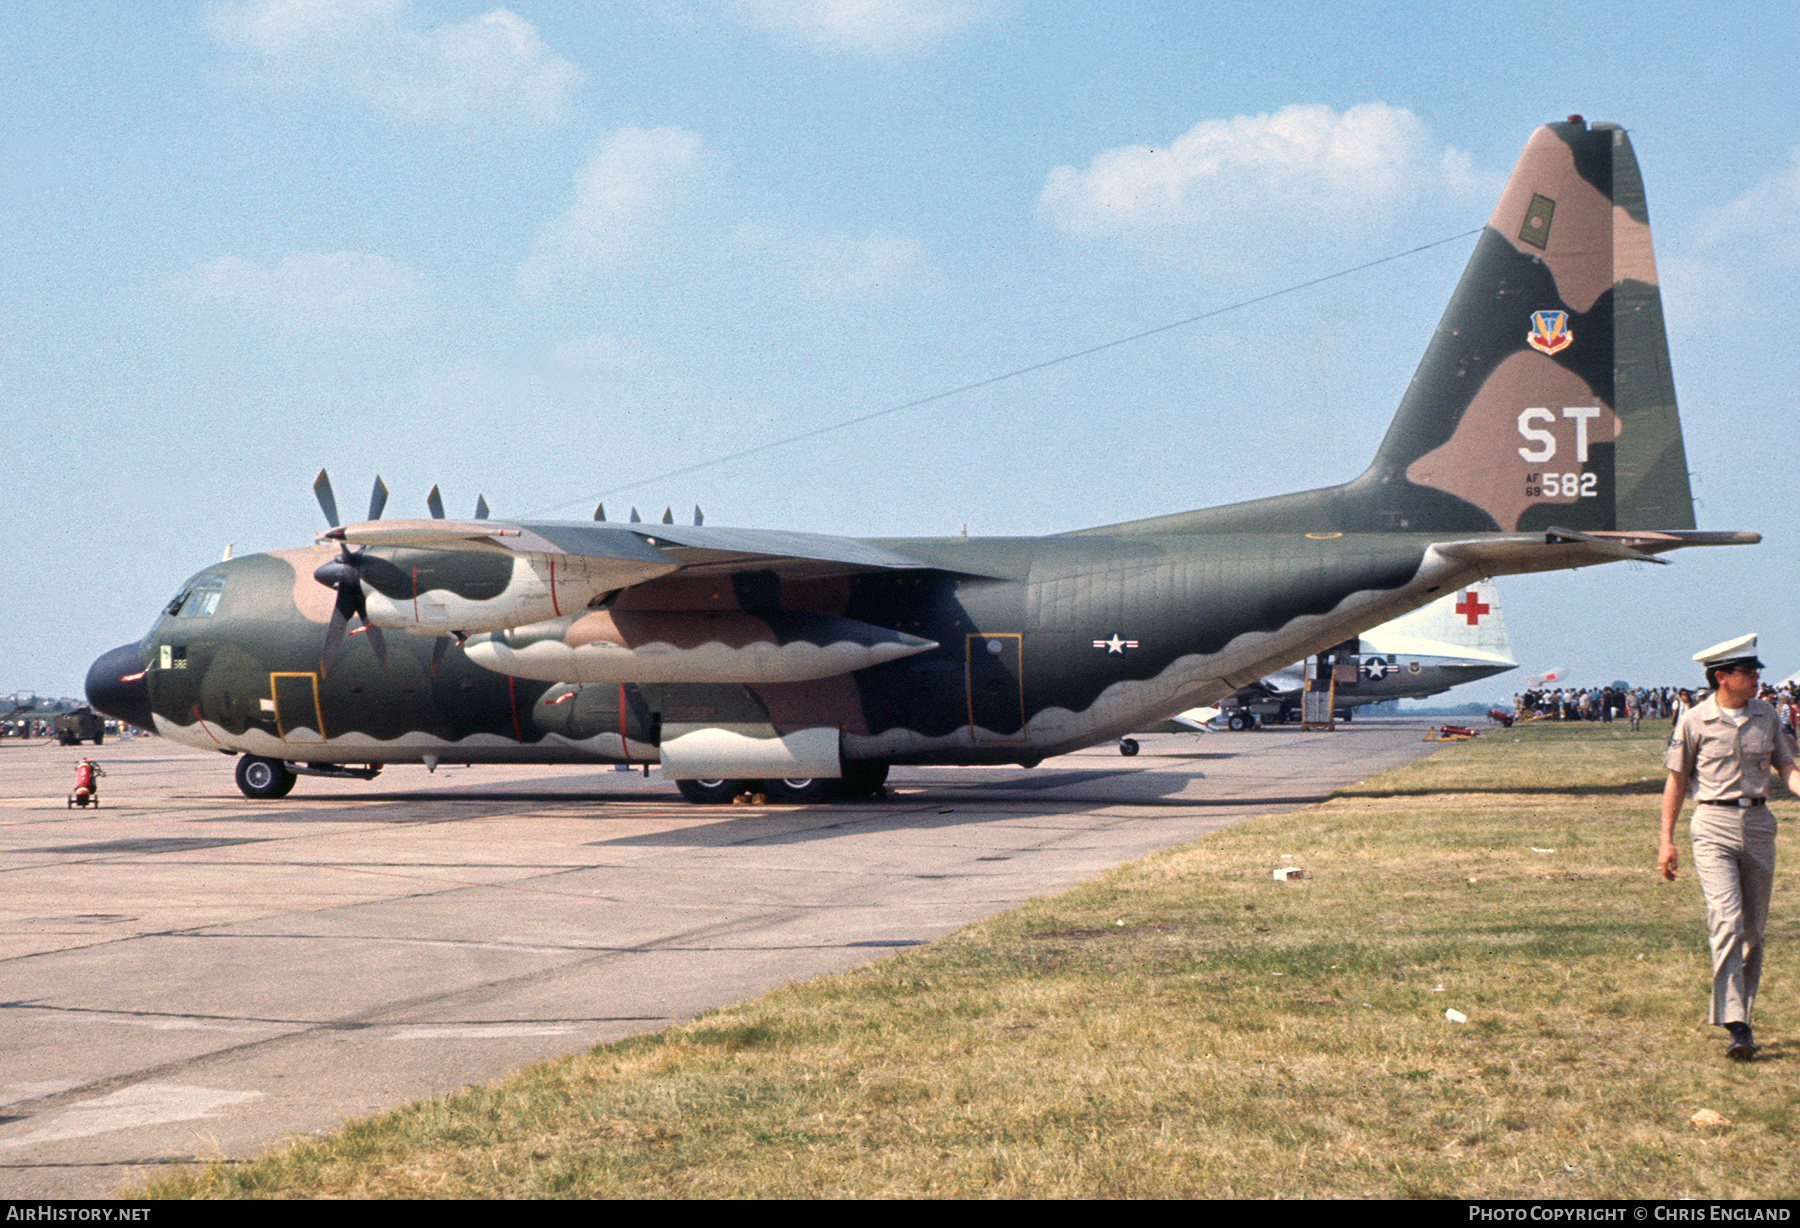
[1515,681,1800,733]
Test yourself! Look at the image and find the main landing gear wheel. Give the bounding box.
[1227,712,1254,731]
[236,755,296,799]
[1117,738,1140,756]
[676,778,749,804]
[764,777,839,804]
[835,761,890,800]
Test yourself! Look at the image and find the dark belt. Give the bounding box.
[1699,797,1766,808]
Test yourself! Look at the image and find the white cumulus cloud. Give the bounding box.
[206,0,580,126]
[166,250,428,331]
[518,127,712,287]
[797,230,920,295]
[730,0,992,56]
[1038,103,1478,256]
[732,225,922,298]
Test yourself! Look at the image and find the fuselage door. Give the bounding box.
[966,633,1025,743]
[270,672,327,744]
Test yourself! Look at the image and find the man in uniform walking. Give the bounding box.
[1660,634,1800,1059]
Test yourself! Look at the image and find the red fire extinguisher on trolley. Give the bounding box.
[69,758,104,809]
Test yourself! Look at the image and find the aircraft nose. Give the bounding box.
[85,642,155,732]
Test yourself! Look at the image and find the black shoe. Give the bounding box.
[1725,1022,1758,1060]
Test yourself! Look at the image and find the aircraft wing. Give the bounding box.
[560,522,935,577]
[322,517,936,641]
[328,518,930,577]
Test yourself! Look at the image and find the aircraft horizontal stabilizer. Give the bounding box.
[1435,526,1758,574]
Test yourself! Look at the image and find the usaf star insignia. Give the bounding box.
[1093,634,1139,654]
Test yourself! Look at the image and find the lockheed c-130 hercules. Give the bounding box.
[87,117,1754,803]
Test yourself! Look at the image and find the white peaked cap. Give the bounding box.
[1693,633,1763,669]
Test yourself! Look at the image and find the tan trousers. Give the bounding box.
[1690,803,1777,1026]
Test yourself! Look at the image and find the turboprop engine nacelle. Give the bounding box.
[464,610,939,684]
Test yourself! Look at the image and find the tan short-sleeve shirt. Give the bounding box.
[1665,696,1797,802]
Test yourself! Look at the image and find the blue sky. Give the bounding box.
[7,1,1799,701]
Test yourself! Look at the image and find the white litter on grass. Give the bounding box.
[1529,847,1555,854]
[1445,1009,1468,1024]
[1273,866,1304,881]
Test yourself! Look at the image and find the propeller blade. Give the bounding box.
[693,505,704,527]
[313,470,340,528]
[662,507,674,525]
[593,503,606,522]
[361,622,388,671]
[367,477,389,522]
[426,486,445,519]
[320,604,350,676]
[474,495,489,520]
[629,507,641,523]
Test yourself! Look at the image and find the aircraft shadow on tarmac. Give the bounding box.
[594,791,1344,848]
[24,836,275,856]
[128,764,1358,857]
[176,765,1214,812]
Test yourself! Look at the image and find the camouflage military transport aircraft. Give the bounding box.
[86,118,1754,802]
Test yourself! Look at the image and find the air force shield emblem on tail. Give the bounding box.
[1527,309,1573,355]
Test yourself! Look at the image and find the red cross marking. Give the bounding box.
[1455,590,1489,626]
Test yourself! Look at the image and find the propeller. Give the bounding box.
[311,470,389,675]
[422,485,483,666]
[427,486,488,520]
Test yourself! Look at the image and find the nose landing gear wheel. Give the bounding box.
[236,755,297,799]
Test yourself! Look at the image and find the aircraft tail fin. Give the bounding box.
[1361,579,1515,665]
[1089,118,1697,538]
[1351,116,1693,533]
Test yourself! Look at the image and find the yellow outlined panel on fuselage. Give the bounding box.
[270,672,326,743]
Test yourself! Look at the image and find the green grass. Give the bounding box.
[141,722,1800,1198]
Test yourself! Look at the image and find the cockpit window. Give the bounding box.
[167,576,226,618]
